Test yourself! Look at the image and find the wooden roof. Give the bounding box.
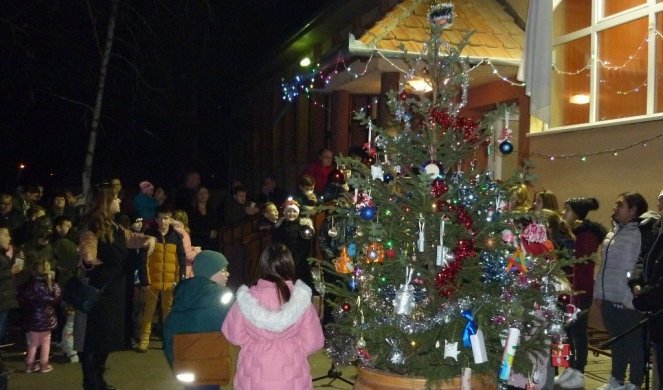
[356,0,524,62]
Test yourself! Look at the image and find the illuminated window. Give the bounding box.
[551,1,663,128]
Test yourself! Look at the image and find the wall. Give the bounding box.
[528,119,663,227]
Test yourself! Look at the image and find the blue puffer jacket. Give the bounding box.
[594,221,641,309]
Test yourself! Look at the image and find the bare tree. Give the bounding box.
[81,0,119,197]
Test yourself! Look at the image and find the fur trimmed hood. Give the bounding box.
[235,280,312,332]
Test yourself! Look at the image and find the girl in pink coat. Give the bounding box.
[222,243,324,390]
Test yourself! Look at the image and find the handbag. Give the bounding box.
[172,332,231,385]
[63,276,107,314]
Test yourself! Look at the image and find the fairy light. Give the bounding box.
[530,133,663,161]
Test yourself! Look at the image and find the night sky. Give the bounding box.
[0,0,326,192]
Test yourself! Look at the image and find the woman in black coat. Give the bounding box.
[75,183,155,390]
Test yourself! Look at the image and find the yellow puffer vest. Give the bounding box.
[147,240,180,290]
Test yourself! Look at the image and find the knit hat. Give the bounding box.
[565,197,599,220]
[138,181,154,193]
[284,198,300,214]
[193,250,228,279]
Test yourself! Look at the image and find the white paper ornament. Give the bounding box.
[444,340,460,360]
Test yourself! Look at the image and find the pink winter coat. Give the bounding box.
[221,279,324,390]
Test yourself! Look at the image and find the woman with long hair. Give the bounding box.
[222,243,324,390]
[75,183,155,390]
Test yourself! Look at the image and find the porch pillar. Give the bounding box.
[331,90,350,155]
[378,72,400,126]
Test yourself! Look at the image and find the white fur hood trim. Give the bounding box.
[235,280,312,332]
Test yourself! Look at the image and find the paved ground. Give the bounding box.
[0,334,654,390]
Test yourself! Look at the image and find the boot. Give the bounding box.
[79,352,99,390]
[95,352,115,390]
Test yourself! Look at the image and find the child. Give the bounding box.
[18,259,61,373]
[136,206,186,352]
[272,199,316,292]
[172,209,201,279]
[222,243,324,390]
[255,202,279,232]
[163,250,233,390]
[0,227,20,373]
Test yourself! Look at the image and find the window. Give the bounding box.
[551,1,663,128]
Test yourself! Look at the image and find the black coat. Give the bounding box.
[81,226,128,353]
[18,275,61,332]
[631,217,663,341]
[0,252,18,312]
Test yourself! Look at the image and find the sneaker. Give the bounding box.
[623,384,640,390]
[595,376,625,390]
[67,354,79,363]
[25,362,40,373]
[560,370,584,389]
[555,368,576,385]
[39,364,53,373]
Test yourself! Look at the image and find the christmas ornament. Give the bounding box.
[551,343,571,367]
[417,215,426,252]
[387,338,406,365]
[360,206,377,221]
[523,222,548,243]
[334,246,354,274]
[399,91,408,100]
[383,172,394,183]
[300,226,314,240]
[356,336,366,349]
[328,168,345,184]
[564,304,579,324]
[327,226,338,238]
[470,329,488,364]
[498,327,520,381]
[393,267,415,315]
[422,161,444,180]
[505,247,528,274]
[341,302,352,312]
[428,2,455,28]
[558,293,571,305]
[498,140,513,155]
[443,340,460,361]
[385,248,397,259]
[436,217,455,267]
[431,179,448,197]
[348,276,358,291]
[365,242,385,263]
[370,163,384,181]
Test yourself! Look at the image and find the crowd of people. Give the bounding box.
[1,146,663,390]
[0,148,337,389]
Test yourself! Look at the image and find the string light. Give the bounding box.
[530,133,663,161]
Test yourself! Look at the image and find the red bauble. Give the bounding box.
[385,249,397,258]
[430,108,454,128]
[399,91,409,100]
[328,168,345,184]
[558,293,571,305]
[431,179,448,197]
[342,303,352,312]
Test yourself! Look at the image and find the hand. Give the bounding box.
[145,236,157,256]
[633,285,642,295]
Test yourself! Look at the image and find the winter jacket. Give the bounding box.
[144,227,185,289]
[221,280,324,390]
[569,220,607,308]
[52,236,79,287]
[170,220,200,264]
[0,251,18,312]
[162,277,233,365]
[18,275,61,332]
[594,221,641,309]
[273,220,315,293]
[302,160,333,194]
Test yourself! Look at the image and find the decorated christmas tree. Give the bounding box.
[314,2,569,387]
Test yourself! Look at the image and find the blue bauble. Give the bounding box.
[383,172,394,183]
[348,276,358,291]
[360,206,377,221]
[499,140,513,155]
[348,242,357,257]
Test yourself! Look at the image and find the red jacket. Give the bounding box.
[302,161,333,194]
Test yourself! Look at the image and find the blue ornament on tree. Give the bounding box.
[383,172,394,183]
[360,206,377,221]
[499,140,513,155]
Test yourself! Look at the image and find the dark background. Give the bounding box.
[0,0,326,192]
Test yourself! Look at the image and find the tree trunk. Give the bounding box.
[81,0,119,197]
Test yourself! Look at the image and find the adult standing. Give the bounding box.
[174,170,201,211]
[594,192,648,390]
[629,189,663,390]
[302,148,334,195]
[555,197,607,389]
[188,186,219,250]
[75,183,155,390]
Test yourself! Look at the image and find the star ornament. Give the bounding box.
[443,340,460,361]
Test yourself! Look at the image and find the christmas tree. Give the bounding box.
[315,2,568,386]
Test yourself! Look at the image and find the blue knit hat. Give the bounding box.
[193,250,228,278]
